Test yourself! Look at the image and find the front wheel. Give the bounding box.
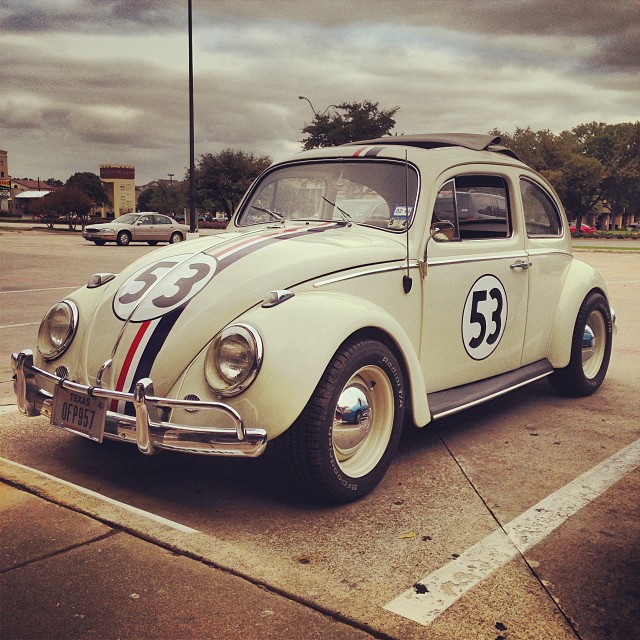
[549,291,613,397]
[116,231,131,246]
[93,239,106,246]
[282,339,405,503]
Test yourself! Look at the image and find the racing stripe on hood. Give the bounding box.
[111,307,184,415]
[213,223,339,271]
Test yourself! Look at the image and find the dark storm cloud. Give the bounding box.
[1,0,637,183]
[3,0,638,73]
[0,0,183,33]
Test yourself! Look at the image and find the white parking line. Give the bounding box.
[0,457,198,534]
[384,438,640,625]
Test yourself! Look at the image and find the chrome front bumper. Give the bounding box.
[11,350,268,458]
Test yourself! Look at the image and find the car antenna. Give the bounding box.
[403,150,412,294]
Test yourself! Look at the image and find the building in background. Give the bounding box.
[0,149,10,212]
[99,164,135,218]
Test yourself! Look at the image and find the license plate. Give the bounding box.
[51,386,107,442]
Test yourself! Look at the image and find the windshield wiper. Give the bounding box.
[322,196,351,225]
[251,205,284,222]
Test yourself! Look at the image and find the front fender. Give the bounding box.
[229,290,430,438]
[547,258,609,368]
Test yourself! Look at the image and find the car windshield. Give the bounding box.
[116,214,140,225]
[237,160,418,232]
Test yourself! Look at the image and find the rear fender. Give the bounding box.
[547,259,609,368]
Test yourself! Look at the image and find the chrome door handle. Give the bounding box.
[510,260,532,270]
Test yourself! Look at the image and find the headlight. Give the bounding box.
[37,300,78,361]
[205,324,263,396]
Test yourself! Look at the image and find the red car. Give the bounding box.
[569,223,597,235]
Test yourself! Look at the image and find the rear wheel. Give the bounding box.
[147,240,158,246]
[116,231,131,246]
[282,339,405,503]
[169,232,183,244]
[549,291,612,397]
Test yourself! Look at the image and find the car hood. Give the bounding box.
[78,222,406,395]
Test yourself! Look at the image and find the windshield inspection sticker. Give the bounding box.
[461,274,508,360]
[389,205,413,229]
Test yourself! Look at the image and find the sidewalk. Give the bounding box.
[0,481,375,640]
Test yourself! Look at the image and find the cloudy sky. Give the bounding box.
[1,0,638,184]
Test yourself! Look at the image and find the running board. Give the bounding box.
[428,359,554,420]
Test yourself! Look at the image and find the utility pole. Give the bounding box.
[188,0,196,234]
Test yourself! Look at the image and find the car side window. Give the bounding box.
[433,175,511,241]
[154,215,170,225]
[520,178,562,237]
[139,216,150,225]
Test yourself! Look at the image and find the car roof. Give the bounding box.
[343,133,521,160]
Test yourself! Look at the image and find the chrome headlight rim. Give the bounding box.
[205,323,263,397]
[37,300,79,362]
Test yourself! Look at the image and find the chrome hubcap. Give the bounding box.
[582,311,606,379]
[332,365,394,478]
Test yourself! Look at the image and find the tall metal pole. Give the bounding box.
[188,0,196,233]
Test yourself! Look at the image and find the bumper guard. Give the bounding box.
[11,350,268,458]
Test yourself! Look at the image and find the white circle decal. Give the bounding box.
[462,275,508,360]
[113,254,217,321]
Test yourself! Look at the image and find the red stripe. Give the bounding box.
[110,320,152,411]
[353,147,367,157]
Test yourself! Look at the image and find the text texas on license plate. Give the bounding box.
[51,386,107,442]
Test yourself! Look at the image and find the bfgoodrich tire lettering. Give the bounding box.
[549,291,612,397]
[282,339,405,503]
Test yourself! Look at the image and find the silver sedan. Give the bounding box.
[82,212,189,246]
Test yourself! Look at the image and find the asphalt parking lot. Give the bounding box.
[1,227,639,639]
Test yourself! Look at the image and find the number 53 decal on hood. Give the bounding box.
[113,254,218,322]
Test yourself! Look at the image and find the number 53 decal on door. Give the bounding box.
[462,274,508,360]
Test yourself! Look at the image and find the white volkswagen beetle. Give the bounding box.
[12,134,614,503]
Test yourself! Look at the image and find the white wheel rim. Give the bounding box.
[582,310,606,379]
[331,365,394,478]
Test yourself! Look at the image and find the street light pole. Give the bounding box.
[298,95,338,117]
[188,0,196,234]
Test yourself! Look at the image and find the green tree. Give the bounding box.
[301,100,400,150]
[572,121,640,227]
[66,172,109,208]
[193,149,271,219]
[44,178,63,187]
[36,187,92,229]
[138,180,186,216]
[492,127,605,229]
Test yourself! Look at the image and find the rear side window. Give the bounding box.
[520,178,562,237]
[433,175,511,241]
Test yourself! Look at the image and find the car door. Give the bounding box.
[154,215,174,242]
[135,215,154,241]
[420,172,530,394]
[519,176,571,365]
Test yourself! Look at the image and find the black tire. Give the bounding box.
[147,240,159,246]
[116,231,131,246]
[282,339,405,503]
[169,232,183,244]
[93,239,106,246]
[549,291,612,397]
